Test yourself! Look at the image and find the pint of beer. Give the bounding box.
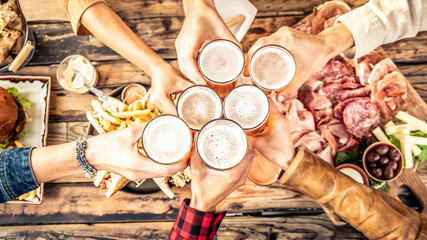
[249,45,296,92]
[142,115,193,164]
[176,85,223,131]
[196,119,248,170]
[198,39,244,97]
[223,84,270,135]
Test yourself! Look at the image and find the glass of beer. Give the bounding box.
[196,119,248,170]
[223,84,270,135]
[198,39,245,98]
[249,45,296,93]
[176,85,223,131]
[142,115,193,164]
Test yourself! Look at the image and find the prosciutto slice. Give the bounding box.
[311,1,351,34]
[367,58,407,120]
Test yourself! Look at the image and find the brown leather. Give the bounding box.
[279,145,427,240]
[57,0,106,36]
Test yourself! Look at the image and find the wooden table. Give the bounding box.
[1,0,426,238]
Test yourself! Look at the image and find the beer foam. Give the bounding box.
[143,116,192,164]
[250,46,296,90]
[199,40,244,83]
[197,120,248,169]
[224,85,269,130]
[178,86,222,130]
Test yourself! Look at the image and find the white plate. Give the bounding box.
[214,0,258,42]
[0,76,50,147]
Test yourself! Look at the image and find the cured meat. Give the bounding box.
[318,124,338,156]
[294,131,325,152]
[338,86,370,101]
[342,98,380,138]
[299,78,324,92]
[338,136,359,153]
[284,99,316,132]
[298,92,333,124]
[317,145,334,165]
[312,1,351,34]
[311,58,356,83]
[333,97,370,120]
[367,58,407,119]
[319,82,361,104]
[355,48,387,86]
[292,21,312,33]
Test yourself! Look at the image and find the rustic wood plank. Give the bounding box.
[26,16,427,66]
[0,181,326,226]
[21,0,369,22]
[0,215,367,239]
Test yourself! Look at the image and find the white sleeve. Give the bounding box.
[337,0,427,59]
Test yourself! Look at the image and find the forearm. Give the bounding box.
[182,0,214,15]
[337,0,427,58]
[318,23,354,60]
[31,142,83,183]
[80,2,167,76]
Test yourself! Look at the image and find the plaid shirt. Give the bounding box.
[169,198,226,240]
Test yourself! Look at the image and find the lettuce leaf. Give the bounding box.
[389,135,401,150]
[6,87,32,111]
[19,127,29,139]
[0,141,8,148]
[334,151,361,166]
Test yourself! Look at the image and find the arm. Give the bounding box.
[175,0,239,84]
[58,0,192,114]
[338,0,427,59]
[250,103,427,239]
[0,123,188,203]
[169,144,255,240]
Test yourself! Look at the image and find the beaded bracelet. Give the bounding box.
[76,136,97,175]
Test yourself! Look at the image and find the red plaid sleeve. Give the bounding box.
[169,198,226,240]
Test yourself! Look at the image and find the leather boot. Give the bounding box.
[278,145,427,240]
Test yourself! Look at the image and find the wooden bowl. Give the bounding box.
[363,142,404,182]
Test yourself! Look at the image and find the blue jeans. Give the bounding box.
[0,147,39,203]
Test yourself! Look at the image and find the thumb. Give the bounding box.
[149,94,177,115]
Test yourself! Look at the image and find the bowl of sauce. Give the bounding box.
[56,55,98,93]
[121,84,147,105]
[336,164,369,186]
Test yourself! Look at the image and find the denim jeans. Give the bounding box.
[0,147,39,203]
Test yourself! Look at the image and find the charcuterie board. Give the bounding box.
[294,1,427,219]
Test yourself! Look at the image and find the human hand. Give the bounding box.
[149,63,193,114]
[245,23,354,102]
[189,143,255,212]
[248,99,294,170]
[86,123,189,181]
[175,0,239,84]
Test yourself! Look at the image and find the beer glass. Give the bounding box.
[142,115,193,164]
[176,85,222,131]
[198,39,245,98]
[223,84,270,135]
[249,45,296,93]
[196,119,248,170]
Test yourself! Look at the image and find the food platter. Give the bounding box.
[0,0,36,72]
[0,75,51,204]
[87,85,167,196]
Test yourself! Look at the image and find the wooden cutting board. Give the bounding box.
[298,3,427,219]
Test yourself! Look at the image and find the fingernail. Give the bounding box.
[277,95,285,103]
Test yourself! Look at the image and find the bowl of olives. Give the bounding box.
[363,142,404,182]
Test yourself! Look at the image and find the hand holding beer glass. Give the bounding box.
[246,25,338,102]
[175,0,240,85]
[247,101,295,171]
[190,128,255,212]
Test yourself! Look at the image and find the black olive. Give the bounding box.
[375,145,389,155]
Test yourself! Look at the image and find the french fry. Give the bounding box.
[128,101,138,111]
[118,121,127,129]
[18,192,30,200]
[135,100,143,110]
[28,189,36,201]
[146,102,156,111]
[106,97,128,111]
[125,119,134,127]
[14,140,24,148]
[112,109,151,119]
[134,117,142,125]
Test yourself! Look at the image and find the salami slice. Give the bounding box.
[342,98,380,138]
[338,86,371,101]
[333,97,370,120]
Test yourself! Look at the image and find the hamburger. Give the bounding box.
[0,86,30,146]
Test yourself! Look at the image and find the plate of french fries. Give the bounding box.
[87,86,190,199]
